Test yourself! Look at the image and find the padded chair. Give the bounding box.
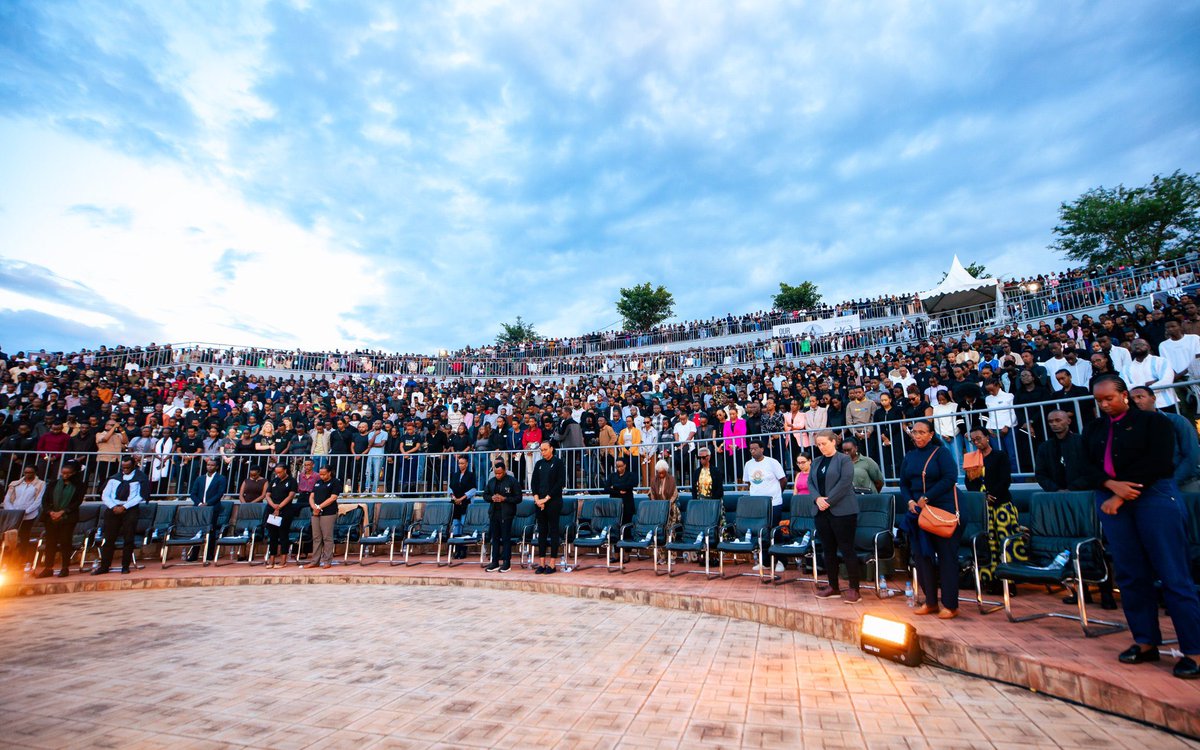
[717,496,771,580]
[572,498,621,571]
[852,494,897,597]
[358,501,413,565]
[160,505,218,568]
[0,508,28,568]
[98,501,158,571]
[664,498,722,578]
[446,503,491,566]
[400,501,453,566]
[29,504,101,572]
[994,491,1124,637]
[287,507,313,563]
[509,500,537,564]
[332,505,366,564]
[767,493,819,585]
[145,503,182,554]
[614,500,670,574]
[211,503,264,566]
[558,498,578,555]
[954,491,1003,613]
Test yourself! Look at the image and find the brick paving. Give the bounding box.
[0,584,1196,750]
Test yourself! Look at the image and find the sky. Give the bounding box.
[1,0,1198,355]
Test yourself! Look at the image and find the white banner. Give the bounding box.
[772,312,861,339]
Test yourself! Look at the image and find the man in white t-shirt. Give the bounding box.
[1121,338,1177,411]
[1158,319,1200,383]
[741,439,788,571]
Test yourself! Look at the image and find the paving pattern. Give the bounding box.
[0,585,1194,750]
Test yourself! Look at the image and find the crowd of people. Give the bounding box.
[2,259,1200,680]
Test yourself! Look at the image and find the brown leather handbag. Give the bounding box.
[918,447,960,538]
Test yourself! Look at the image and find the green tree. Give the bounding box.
[772,281,822,311]
[616,283,675,330]
[495,316,539,345]
[1051,170,1200,267]
[940,262,988,282]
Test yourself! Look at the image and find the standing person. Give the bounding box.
[984,379,1019,472]
[3,465,45,568]
[648,458,680,527]
[305,465,340,569]
[448,455,477,559]
[597,414,618,481]
[94,456,149,575]
[530,441,566,574]
[264,464,298,568]
[1130,386,1200,492]
[898,420,962,619]
[93,418,128,494]
[188,458,228,563]
[521,416,543,492]
[964,427,1024,593]
[484,461,521,572]
[1035,411,1089,492]
[840,438,884,494]
[741,439,787,570]
[810,431,860,602]
[606,457,638,526]
[1121,338,1177,412]
[34,460,84,578]
[1085,377,1200,679]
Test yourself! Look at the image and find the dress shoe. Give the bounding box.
[1173,657,1200,679]
[1118,645,1160,664]
[58,569,69,578]
[120,567,130,574]
[485,563,501,572]
[913,604,940,616]
[1100,595,1118,611]
[544,566,556,575]
[533,566,546,574]
[814,585,840,598]
[91,568,110,576]
[33,568,53,579]
[937,608,959,620]
[842,589,861,604]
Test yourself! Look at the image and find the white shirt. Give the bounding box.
[1062,358,1093,388]
[1122,355,1177,408]
[672,420,696,450]
[101,472,143,510]
[4,477,45,519]
[1043,357,1070,391]
[1158,335,1200,376]
[1106,345,1132,374]
[984,390,1016,431]
[743,456,786,507]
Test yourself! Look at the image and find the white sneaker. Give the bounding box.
[774,562,784,573]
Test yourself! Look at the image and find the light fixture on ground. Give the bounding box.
[860,614,922,666]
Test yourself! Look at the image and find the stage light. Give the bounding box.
[860,614,922,667]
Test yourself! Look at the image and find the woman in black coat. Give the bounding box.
[898,420,963,618]
[809,431,860,602]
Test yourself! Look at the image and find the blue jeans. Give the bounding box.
[365,455,385,491]
[1097,479,1200,654]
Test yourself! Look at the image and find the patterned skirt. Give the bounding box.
[977,500,1027,585]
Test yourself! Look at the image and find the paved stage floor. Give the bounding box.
[0,585,1194,750]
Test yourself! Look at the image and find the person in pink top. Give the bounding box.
[793,453,811,495]
[722,405,747,479]
[783,398,809,467]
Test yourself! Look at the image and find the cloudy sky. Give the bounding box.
[1,1,1198,354]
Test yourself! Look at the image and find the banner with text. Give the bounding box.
[772,312,862,339]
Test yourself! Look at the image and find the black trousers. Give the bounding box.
[42,517,76,572]
[815,510,860,591]
[489,512,514,565]
[536,498,563,558]
[913,524,965,610]
[99,506,139,570]
[265,508,295,556]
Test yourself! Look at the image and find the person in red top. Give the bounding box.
[520,415,542,492]
[36,421,71,483]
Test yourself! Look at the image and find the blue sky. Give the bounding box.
[1,0,1198,355]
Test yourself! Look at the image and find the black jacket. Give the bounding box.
[1082,407,1175,490]
[484,474,522,519]
[531,456,566,501]
[690,465,725,499]
[606,469,637,501]
[1035,433,1090,491]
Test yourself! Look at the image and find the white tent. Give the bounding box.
[919,256,1001,314]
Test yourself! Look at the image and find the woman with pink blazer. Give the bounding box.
[723,406,747,479]
[783,399,809,464]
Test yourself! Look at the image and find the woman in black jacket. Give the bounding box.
[35,460,85,578]
[964,427,1024,593]
[899,420,963,618]
[809,431,860,602]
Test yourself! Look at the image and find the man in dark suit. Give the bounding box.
[188,457,228,562]
[531,441,566,574]
[448,454,477,559]
[484,460,521,572]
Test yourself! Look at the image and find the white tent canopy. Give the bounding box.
[919,256,1001,314]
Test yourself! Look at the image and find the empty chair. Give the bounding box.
[509,500,537,566]
[332,505,366,564]
[853,494,897,597]
[558,497,578,556]
[614,499,670,574]
[400,502,453,566]
[717,496,771,580]
[357,502,414,565]
[287,507,313,564]
[160,505,218,568]
[767,493,819,585]
[212,503,265,566]
[572,498,620,571]
[664,498,722,578]
[446,503,491,566]
[994,491,1124,637]
[145,503,182,554]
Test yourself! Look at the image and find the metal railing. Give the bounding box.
[8,381,1191,501]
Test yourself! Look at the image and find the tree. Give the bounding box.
[616,283,675,330]
[495,316,539,346]
[772,281,822,311]
[1051,171,1200,267]
[940,262,988,282]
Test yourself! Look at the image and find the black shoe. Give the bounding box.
[1173,657,1200,679]
[1118,645,1160,664]
[1100,596,1118,611]
[120,567,130,574]
[544,566,556,575]
[485,563,501,572]
[533,566,544,574]
[91,568,110,576]
[33,568,53,579]
[499,564,510,573]
[58,570,68,578]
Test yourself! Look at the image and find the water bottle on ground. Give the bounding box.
[905,580,915,607]
[878,574,893,597]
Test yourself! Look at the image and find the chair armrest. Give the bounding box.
[1000,531,1030,563]
[618,522,635,541]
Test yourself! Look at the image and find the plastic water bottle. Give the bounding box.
[878,574,893,597]
[695,532,704,544]
[1051,550,1070,568]
[599,526,609,539]
[644,529,654,542]
[744,530,751,543]
[800,531,812,547]
[905,581,915,607]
